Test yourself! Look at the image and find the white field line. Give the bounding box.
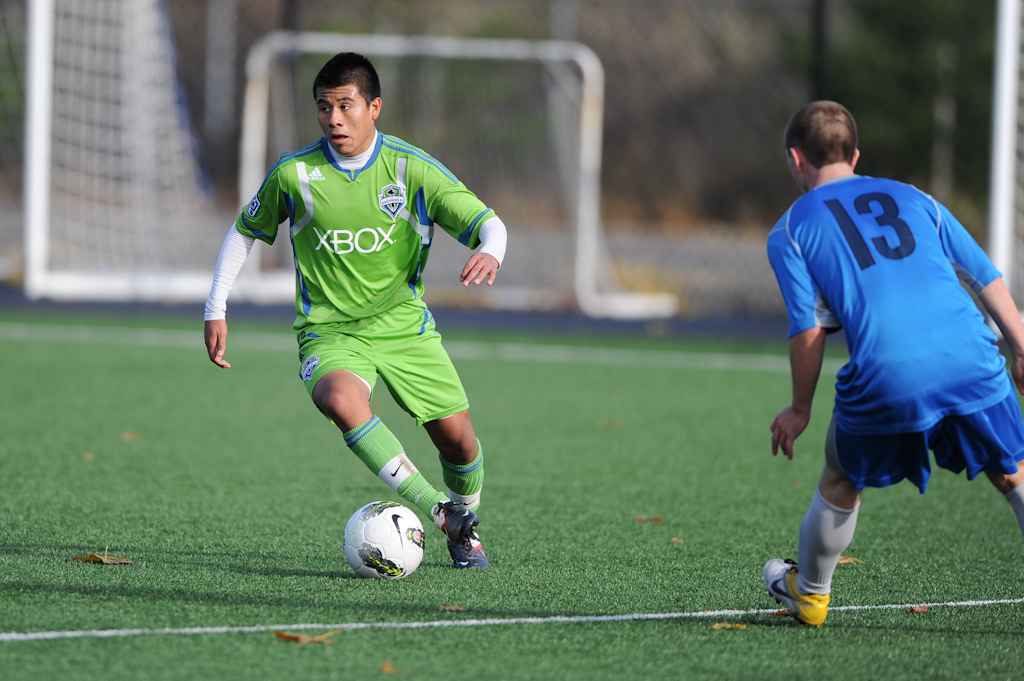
[1,597,1021,643]
[0,322,845,374]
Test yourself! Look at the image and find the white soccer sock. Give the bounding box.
[796,489,860,596]
[447,488,481,512]
[1005,485,1024,538]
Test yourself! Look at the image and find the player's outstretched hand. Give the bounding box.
[460,253,499,287]
[770,405,810,460]
[204,319,231,369]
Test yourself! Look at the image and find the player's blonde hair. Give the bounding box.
[784,101,857,168]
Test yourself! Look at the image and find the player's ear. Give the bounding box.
[370,97,382,121]
[787,147,804,172]
[850,148,860,171]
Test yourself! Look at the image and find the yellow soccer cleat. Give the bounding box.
[764,558,830,627]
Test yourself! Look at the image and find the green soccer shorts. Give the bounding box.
[296,299,469,426]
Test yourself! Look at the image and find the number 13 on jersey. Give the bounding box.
[825,192,916,269]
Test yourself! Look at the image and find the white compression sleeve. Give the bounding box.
[477,216,507,267]
[204,224,255,321]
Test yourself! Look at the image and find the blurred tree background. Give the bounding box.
[794,0,996,238]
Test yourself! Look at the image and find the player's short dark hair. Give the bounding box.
[784,101,858,168]
[312,52,381,105]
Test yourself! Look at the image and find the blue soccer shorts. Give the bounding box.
[825,390,1024,494]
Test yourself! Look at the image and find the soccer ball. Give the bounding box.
[344,501,425,579]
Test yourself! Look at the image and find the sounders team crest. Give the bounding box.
[300,355,320,381]
[378,184,405,218]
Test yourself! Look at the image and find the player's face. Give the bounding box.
[316,85,382,156]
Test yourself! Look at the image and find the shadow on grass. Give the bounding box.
[0,579,562,624]
[224,565,357,579]
[1,543,119,557]
[1,580,342,610]
[1,542,254,563]
[1,542,353,575]
[2,540,497,585]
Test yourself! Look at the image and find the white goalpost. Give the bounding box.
[989,0,1024,305]
[236,31,677,319]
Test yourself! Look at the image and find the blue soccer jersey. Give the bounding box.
[767,175,1010,435]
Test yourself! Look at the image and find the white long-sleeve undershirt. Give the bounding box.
[477,216,507,267]
[204,224,254,321]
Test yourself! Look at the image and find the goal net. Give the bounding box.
[24,0,230,302]
[237,32,676,319]
[989,0,1024,305]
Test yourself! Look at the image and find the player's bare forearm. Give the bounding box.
[460,253,499,287]
[789,326,827,413]
[204,319,231,369]
[980,277,1024,392]
[770,326,826,459]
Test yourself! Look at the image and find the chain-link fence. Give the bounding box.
[0,0,828,315]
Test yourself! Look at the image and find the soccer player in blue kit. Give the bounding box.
[763,101,1024,627]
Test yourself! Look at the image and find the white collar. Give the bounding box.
[326,130,378,170]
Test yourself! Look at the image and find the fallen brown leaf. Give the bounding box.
[792,480,802,487]
[274,628,343,644]
[671,537,684,544]
[909,606,929,614]
[635,516,663,523]
[82,452,94,462]
[772,609,791,616]
[73,545,133,565]
[379,660,411,674]
[710,623,747,630]
[438,605,465,611]
[121,431,142,442]
[599,418,624,430]
[837,555,865,564]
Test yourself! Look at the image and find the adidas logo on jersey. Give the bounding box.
[308,167,326,181]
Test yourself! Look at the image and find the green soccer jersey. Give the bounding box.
[236,133,496,328]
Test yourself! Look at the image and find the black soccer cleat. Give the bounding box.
[448,530,490,569]
[432,500,480,544]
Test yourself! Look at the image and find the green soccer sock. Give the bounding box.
[397,473,448,518]
[439,439,484,512]
[343,416,401,473]
[343,416,447,517]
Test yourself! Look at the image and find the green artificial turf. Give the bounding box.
[0,312,1022,680]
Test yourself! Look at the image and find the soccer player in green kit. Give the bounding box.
[203,53,507,569]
